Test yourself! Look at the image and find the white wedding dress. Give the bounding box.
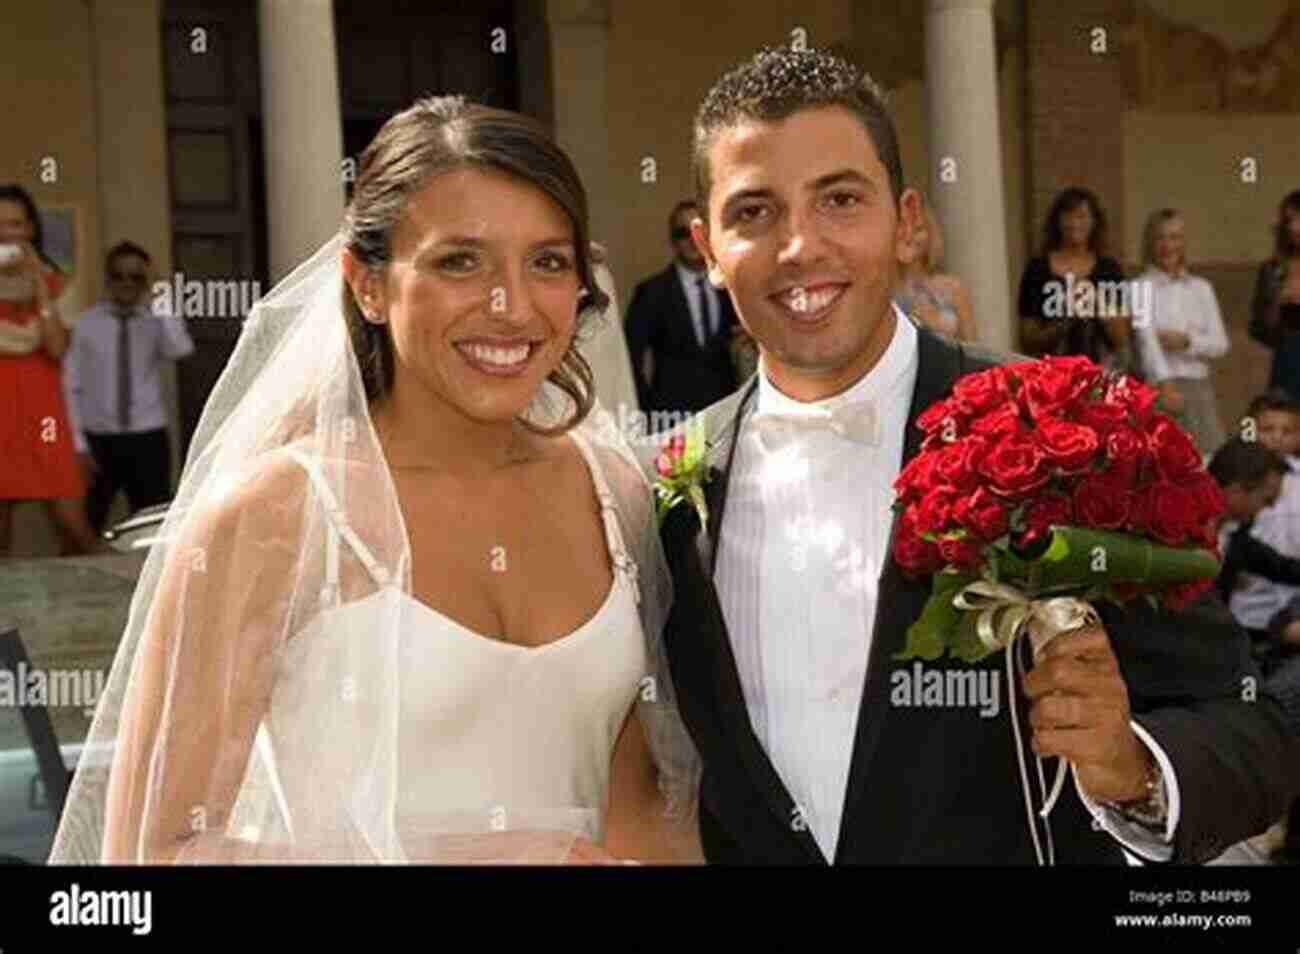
[241,430,648,857]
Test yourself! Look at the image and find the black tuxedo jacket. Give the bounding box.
[650,323,1298,864]
[625,265,738,419]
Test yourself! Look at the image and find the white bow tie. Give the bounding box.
[749,399,880,447]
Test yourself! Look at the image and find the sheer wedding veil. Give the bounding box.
[48,96,698,863]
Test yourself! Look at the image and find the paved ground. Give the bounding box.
[1,552,142,861]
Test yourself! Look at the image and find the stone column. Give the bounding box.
[257,0,344,283]
[925,0,1013,351]
[540,0,639,414]
[543,0,613,250]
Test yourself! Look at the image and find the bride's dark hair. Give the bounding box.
[341,95,608,435]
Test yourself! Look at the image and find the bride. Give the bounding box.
[48,96,701,864]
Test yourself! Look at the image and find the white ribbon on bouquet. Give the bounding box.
[953,581,1101,866]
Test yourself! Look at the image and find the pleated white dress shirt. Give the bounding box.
[714,307,917,858]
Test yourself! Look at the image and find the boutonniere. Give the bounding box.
[653,415,713,529]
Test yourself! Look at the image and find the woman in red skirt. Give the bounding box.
[0,184,98,556]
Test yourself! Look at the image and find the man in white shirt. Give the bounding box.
[644,46,1296,864]
[64,241,194,532]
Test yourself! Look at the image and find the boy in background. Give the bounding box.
[1227,391,1300,637]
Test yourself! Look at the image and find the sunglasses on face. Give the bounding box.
[109,271,148,284]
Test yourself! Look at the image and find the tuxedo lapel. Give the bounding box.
[661,376,825,862]
[834,328,965,862]
[701,376,757,574]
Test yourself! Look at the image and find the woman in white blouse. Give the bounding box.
[1134,208,1230,454]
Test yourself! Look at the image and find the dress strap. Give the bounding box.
[568,429,640,603]
[281,447,391,603]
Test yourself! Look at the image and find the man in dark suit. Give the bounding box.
[643,47,1298,864]
[625,200,739,429]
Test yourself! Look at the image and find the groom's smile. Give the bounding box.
[693,105,920,402]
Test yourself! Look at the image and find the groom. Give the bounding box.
[645,47,1298,864]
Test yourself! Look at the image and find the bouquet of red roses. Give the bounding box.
[891,355,1224,665]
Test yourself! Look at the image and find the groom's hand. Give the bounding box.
[1022,626,1152,804]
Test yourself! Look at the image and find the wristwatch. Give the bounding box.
[1110,757,1168,830]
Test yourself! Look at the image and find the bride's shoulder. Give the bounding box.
[545,429,654,522]
[181,448,316,547]
[186,435,376,547]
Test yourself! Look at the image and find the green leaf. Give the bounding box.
[681,415,708,471]
[950,609,995,664]
[893,572,976,662]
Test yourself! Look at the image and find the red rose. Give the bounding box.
[1165,579,1214,613]
[938,535,983,570]
[893,450,944,504]
[1185,473,1226,524]
[1127,484,1152,534]
[1044,355,1106,385]
[1144,480,1199,545]
[914,487,958,537]
[952,367,1012,416]
[1020,357,1104,419]
[1004,360,1040,378]
[979,435,1050,498]
[1017,492,1073,550]
[970,404,1026,441]
[893,511,944,577]
[1035,416,1101,473]
[1148,415,1204,483]
[1073,473,1134,530]
[952,486,1010,542]
[1106,376,1159,424]
[916,398,965,439]
[935,436,989,493]
[1076,400,1129,436]
[1103,425,1147,487]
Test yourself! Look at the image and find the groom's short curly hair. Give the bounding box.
[692,47,903,217]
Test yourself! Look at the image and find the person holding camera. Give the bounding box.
[0,183,97,556]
